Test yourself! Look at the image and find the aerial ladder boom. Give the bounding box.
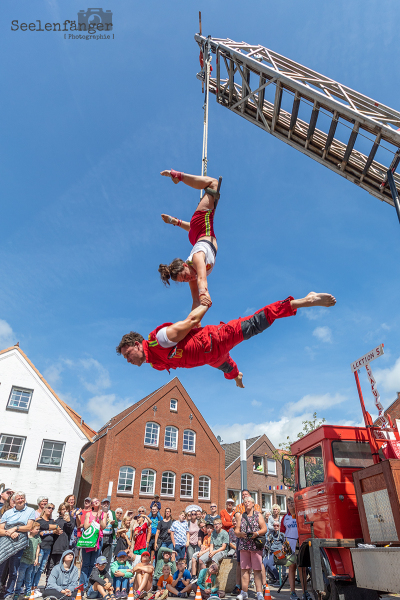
[195,34,400,221]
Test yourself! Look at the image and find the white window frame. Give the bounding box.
[250,491,258,505]
[38,439,66,469]
[161,471,176,497]
[0,434,26,465]
[7,387,33,412]
[267,458,277,475]
[183,429,196,453]
[117,466,135,494]
[198,475,211,500]
[180,473,194,498]
[262,493,273,511]
[140,469,156,495]
[144,422,160,447]
[164,426,178,450]
[253,455,264,473]
[276,494,287,513]
[170,399,178,412]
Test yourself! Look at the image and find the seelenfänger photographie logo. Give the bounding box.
[11,8,114,40]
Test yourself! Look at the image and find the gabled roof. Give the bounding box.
[221,436,261,469]
[0,345,97,442]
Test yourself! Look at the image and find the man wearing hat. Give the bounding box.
[220,498,235,532]
[87,555,113,599]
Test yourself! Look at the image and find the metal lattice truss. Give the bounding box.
[195,34,400,207]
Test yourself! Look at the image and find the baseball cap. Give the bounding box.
[117,551,128,558]
[96,556,108,565]
[84,497,91,502]
[226,498,235,503]
[141,551,150,558]
[101,498,110,503]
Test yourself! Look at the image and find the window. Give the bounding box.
[7,387,32,412]
[183,430,196,452]
[161,471,175,496]
[253,456,264,473]
[180,473,194,498]
[117,466,135,493]
[140,469,156,494]
[170,399,178,411]
[198,476,211,500]
[299,445,325,489]
[276,495,287,513]
[164,426,178,450]
[227,489,240,505]
[267,459,277,475]
[262,493,272,511]
[38,440,65,468]
[0,434,26,464]
[332,441,381,468]
[250,491,258,504]
[144,422,160,446]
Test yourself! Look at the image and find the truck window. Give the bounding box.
[332,440,380,467]
[298,445,325,489]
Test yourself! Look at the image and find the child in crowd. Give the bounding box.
[169,513,189,561]
[227,516,237,557]
[191,523,213,578]
[153,549,177,590]
[192,563,225,599]
[154,564,173,600]
[14,521,41,600]
[87,555,114,599]
[133,515,150,556]
[110,551,133,598]
[44,550,79,599]
[167,558,192,597]
[150,495,161,512]
[131,551,154,599]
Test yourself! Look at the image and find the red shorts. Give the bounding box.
[188,209,216,246]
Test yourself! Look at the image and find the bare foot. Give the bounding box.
[235,372,245,388]
[160,169,179,184]
[293,292,336,309]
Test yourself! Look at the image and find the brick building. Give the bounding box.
[222,434,289,514]
[374,392,400,425]
[78,378,225,513]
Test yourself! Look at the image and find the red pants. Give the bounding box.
[205,297,296,379]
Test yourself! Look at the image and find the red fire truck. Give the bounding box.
[282,346,400,598]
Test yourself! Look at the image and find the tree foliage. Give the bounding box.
[273,412,326,489]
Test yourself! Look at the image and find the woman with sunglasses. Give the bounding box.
[33,504,63,590]
[159,169,220,310]
[80,498,107,585]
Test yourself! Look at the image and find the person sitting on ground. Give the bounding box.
[153,549,177,591]
[87,555,114,599]
[192,562,225,599]
[43,549,79,599]
[150,495,161,512]
[198,519,228,571]
[167,558,192,597]
[133,515,150,556]
[131,551,154,599]
[264,521,285,586]
[117,293,336,388]
[13,520,41,600]
[220,499,235,533]
[153,564,173,600]
[191,523,213,579]
[110,551,133,598]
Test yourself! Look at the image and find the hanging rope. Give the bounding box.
[199,33,212,199]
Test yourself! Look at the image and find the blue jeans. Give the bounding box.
[174,545,186,560]
[263,554,279,580]
[113,577,129,591]
[33,547,51,587]
[80,547,101,585]
[0,548,24,595]
[87,586,102,599]
[15,562,35,596]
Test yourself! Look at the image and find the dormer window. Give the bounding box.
[170,399,178,412]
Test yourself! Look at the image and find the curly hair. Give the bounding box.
[158,258,185,286]
[116,331,144,354]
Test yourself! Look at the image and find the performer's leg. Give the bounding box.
[160,170,218,212]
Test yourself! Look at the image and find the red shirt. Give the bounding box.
[134,522,148,551]
[188,209,216,246]
[220,509,234,532]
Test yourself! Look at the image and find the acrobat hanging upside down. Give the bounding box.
[116,292,336,388]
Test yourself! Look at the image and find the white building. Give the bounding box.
[0,345,96,509]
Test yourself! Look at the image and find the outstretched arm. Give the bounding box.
[165,303,209,344]
[161,214,190,232]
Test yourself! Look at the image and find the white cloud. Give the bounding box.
[86,394,133,430]
[44,357,111,394]
[313,326,332,343]
[251,400,262,407]
[302,308,325,321]
[285,393,346,415]
[0,319,15,349]
[374,357,400,394]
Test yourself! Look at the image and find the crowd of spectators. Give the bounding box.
[0,487,308,600]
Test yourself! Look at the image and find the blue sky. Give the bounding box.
[1,0,400,445]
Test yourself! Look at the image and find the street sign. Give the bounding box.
[350,344,384,372]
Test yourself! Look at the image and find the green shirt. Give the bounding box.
[210,529,229,554]
[154,559,177,580]
[21,535,40,565]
